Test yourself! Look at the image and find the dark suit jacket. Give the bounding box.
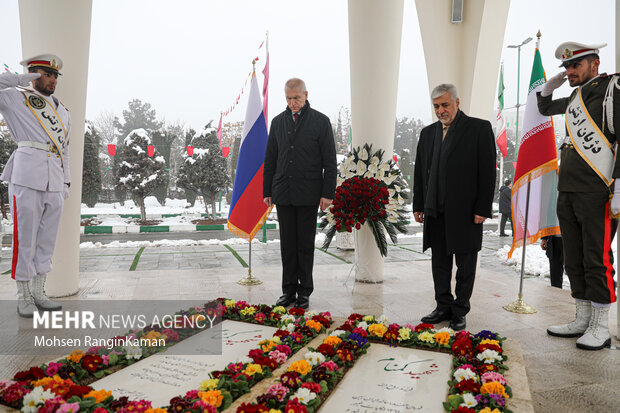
[413,110,496,254]
[263,101,337,206]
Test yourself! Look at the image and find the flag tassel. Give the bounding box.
[504,180,537,314]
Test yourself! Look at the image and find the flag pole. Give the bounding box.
[237,58,264,286]
[504,178,537,314]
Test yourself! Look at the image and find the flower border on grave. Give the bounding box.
[0,299,332,413]
[236,313,513,413]
[318,143,410,256]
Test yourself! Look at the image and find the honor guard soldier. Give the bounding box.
[0,54,71,317]
[537,42,619,350]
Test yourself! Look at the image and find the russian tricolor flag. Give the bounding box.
[227,72,272,240]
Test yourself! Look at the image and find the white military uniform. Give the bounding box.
[0,71,71,281]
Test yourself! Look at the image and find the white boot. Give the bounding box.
[16,281,37,318]
[30,274,62,311]
[576,305,611,351]
[547,300,591,337]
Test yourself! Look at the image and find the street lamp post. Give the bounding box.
[507,36,532,162]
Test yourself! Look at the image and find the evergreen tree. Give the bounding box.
[177,126,229,218]
[151,125,180,205]
[81,122,102,207]
[182,128,198,206]
[116,129,168,221]
[0,120,17,218]
[398,148,413,205]
[113,100,163,204]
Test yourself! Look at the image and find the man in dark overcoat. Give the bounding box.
[263,78,337,310]
[413,83,496,331]
[498,179,512,237]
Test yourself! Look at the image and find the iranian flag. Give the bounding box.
[508,44,561,258]
[496,63,507,157]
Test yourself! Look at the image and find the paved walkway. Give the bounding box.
[0,233,618,412]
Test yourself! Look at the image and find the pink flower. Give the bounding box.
[266,383,290,401]
[275,344,292,356]
[268,350,288,365]
[162,329,179,341]
[184,389,200,399]
[320,361,338,372]
[38,398,65,413]
[45,362,62,377]
[190,400,216,413]
[101,355,110,366]
[57,402,80,413]
[92,408,109,413]
[481,371,507,385]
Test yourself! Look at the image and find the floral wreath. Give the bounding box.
[319,144,410,257]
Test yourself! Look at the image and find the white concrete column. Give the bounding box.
[415,0,510,120]
[19,0,92,296]
[348,0,404,282]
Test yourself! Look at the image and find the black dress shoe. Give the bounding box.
[450,316,466,331]
[275,294,296,307]
[420,309,451,324]
[294,296,309,309]
[499,233,508,237]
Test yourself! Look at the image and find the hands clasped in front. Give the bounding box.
[414,211,487,224]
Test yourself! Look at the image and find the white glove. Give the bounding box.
[612,183,620,216]
[63,184,70,200]
[541,71,567,97]
[16,73,40,87]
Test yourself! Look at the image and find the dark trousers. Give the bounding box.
[500,213,513,235]
[557,191,617,304]
[428,214,478,317]
[276,204,318,298]
[546,237,564,288]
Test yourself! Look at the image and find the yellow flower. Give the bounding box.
[272,306,286,314]
[368,323,388,338]
[479,409,502,413]
[145,409,168,413]
[434,331,451,345]
[323,336,342,347]
[199,378,219,391]
[84,389,112,403]
[243,363,264,376]
[272,336,282,345]
[240,306,257,316]
[268,410,282,413]
[143,330,163,347]
[225,299,236,308]
[288,359,312,376]
[418,331,436,343]
[305,320,322,332]
[31,377,54,387]
[362,315,375,323]
[67,350,85,363]
[259,339,277,353]
[480,339,500,346]
[398,327,412,341]
[480,382,510,398]
[198,390,224,408]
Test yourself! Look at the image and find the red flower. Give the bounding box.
[274,329,290,339]
[476,343,502,353]
[289,308,306,316]
[454,378,481,394]
[65,385,93,399]
[451,407,476,413]
[280,372,302,389]
[284,398,308,413]
[414,323,434,332]
[337,348,354,362]
[236,403,269,413]
[316,343,335,357]
[301,381,322,394]
[13,366,45,381]
[81,355,103,372]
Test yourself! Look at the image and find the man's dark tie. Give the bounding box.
[294,113,299,128]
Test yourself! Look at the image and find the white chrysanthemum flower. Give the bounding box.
[330,329,346,337]
[460,392,478,408]
[125,344,143,360]
[291,387,317,405]
[21,387,56,413]
[282,323,296,333]
[477,349,503,364]
[453,367,478,382]
[360,147,369,160]
[304,351,326,366]
[237,355,253,364]
[377,314,389,325]
[281,314,295,323]
[356,321,369,330]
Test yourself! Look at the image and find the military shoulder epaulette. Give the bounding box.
[600,72,620,78]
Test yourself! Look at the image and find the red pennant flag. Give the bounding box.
[107,144,116,156]
[187,146,194,156]
[222,147,230,158]
[392,154,398,163]
[147,145,155,157]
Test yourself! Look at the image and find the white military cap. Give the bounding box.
[554,42,606,67]
[19,53,63,74]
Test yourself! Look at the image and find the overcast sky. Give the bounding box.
[0,0,615,130]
